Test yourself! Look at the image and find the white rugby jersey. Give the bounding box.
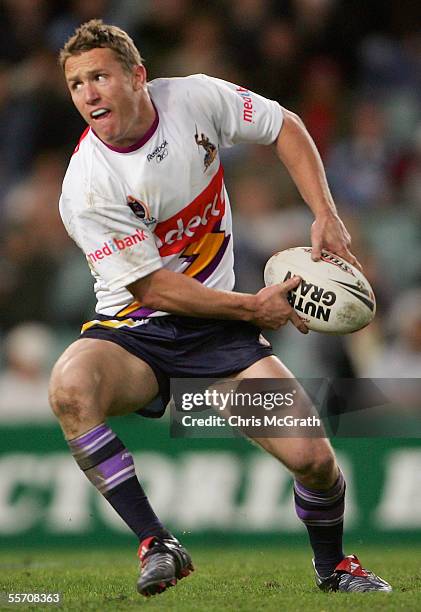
[59,74,283,325]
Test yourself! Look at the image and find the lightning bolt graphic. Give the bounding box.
[181,232,226,278]
[116,232,227,317]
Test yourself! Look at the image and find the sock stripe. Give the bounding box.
[76,438,125,471]
[294,487,345,506]
[99,470,137,496]
[302,517,344,527]
[294,472,346,528]
[294,477,345,505]
[83,447,137,495]
[103,475,138,500]
[293,492,344,512]
[70,429,117,459]
[305,515,344,527]
[295,502,344,523]
[69,422,108,444]
[96,466,137,494]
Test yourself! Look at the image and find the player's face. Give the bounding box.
[65,47,151,148]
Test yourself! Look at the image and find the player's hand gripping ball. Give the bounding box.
[264,247,376,334]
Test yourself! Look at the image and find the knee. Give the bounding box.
[48,359,96,425]
[292,448,338,488]
[49,381,83,422]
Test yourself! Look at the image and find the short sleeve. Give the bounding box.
[59,194,163,291]
[190,74,283,147]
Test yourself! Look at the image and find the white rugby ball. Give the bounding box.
[264,247,376,334]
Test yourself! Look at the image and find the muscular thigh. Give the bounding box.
[232,356,335,474]
[50,338,159,417]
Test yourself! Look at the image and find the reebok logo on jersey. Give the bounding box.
[147,140,168,163]
[87,228,148,264]
[236,86,254,123]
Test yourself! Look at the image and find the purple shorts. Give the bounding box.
[80,315,273,417]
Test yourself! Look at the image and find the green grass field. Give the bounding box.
[1,547,420,611]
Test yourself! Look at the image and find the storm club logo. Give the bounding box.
[194,126,217,172]
[126,196,157,227]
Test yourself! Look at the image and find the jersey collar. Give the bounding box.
[92,104,159,153]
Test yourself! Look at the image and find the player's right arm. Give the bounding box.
[128,269,308,333]
[60,188,306,333]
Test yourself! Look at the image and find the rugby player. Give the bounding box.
[49,20,391,596]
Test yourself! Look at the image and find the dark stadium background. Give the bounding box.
[0,0,420,561]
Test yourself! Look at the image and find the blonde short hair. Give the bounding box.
[59,19,144,72]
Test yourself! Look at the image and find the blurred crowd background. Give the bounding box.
[0,0,420,422]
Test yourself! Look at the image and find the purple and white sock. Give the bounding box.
[68,423,169,541]
[294,470,346,577]
[68,423,135,496]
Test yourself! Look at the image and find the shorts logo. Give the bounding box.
[195,126,217,172]
[258,334,271,347]
[147,140,168,163]
[87,228,148,264]
[127,196,157,227]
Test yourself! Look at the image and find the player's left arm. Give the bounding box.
[275,108,361,269]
